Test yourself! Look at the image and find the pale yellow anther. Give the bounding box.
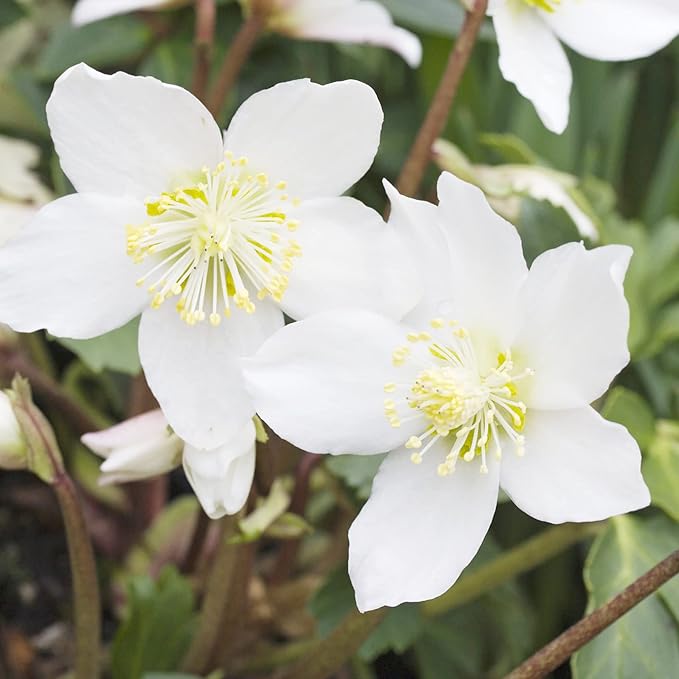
[410,452,423,464]
[287,220,299,231]
[437,463,451,477]
[430,318,445,328]
[209,313,221,327]
[256,173,268,185]
[407,332,420,342]
[405,436,422,449]
[276,180,287,190]
[384,382,397,393]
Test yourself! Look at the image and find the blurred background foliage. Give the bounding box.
[0,0,677,678]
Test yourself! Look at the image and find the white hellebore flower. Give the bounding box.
[243,171,651,611]
[71,0,189,26]
[0,64,417,462]
[82,409,256,518]
[0,135,52,246]
[488,0,679,133]
[0,391,27,470]
[240,0,421,67]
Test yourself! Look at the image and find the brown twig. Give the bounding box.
[396,0,488,197]
[207,11,265,119]
[0,349,100,435]
[191,0,216,103]
[505,549,679,679]
[269,452,322,584]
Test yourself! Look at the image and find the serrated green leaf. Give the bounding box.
[358,604,423,661]
[601,387,655,451]
[572,514,679,679]
[642,421,679,521]
[111,566,196,679]
[36,16,152,80]
[56,318,141,375]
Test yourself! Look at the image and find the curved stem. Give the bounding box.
[423,521,603,617]
[54,472,102,679]
[207,12,265,119]
[191,0,216,103]
[505,548,679,679]
[182,509,211,574]
[396,0,488,197]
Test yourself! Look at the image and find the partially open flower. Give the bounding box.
[433,138,598,240]
[244,172,650,611]
[487,0,679,133]
[0,64,416,455]
[71,0,190,26]
[0,391,27,470]
[241,0,422,67]
[82,409,256,518]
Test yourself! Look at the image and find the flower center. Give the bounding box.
[126,151,302,326]
[384,319,534,476]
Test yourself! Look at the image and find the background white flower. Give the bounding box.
[71,0,189,26]
[0,64,417,459]
[243,172,650,611]
[433,138,599,240]
[488,0,679,133]
[0,134,52,246]
[82,409,255,518]
[241,0,422,67]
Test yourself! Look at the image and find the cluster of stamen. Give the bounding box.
[384,319,534,476]
[126,151,302,326]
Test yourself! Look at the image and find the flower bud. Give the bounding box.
[0,391,27,469]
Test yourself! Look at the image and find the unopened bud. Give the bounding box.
[0,391,27,470]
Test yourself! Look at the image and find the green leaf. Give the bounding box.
[601,387,655,451]
[56,318,141,375]
[36,16,152,80]
[326,454,385,500]
[308,566,355,638]
[236,478,291,541]
[358,604,423,661]
[572,514,679,679]
[0,0,24,28]
[111,566,196,679]
[643,421,679,521]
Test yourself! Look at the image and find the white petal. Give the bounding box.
[223,78,382,199]
[139,301,282,449]
[47,64,223,197]
[383,180,454,327]
[544,0,679,62]
[280,196,420,321]
[71,0,180,25]
[183,418,256,518]
[500,407,650,523]
[243,309,422,455]
[490,2,572,134]
[81,409,168,457]
[512,243,631,410]
[0,193,147,339]
[0,135,51,204]
[277,0,422,66]
[435,172,528,354]
[349,441,499,611]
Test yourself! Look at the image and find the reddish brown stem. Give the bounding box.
[269,452,322,584]
[396,0,488,197]
[191,0,216,103]
[505,549,679,679]
[182,509,211,573]
[207,12,265,119]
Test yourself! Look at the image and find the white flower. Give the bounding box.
[488,0,679,133]
[433,138,598,240]
[0,391,27,470]
[0,135,52,246]
[241,0,422,67]
[243,171,650,611]
[82,409,255,518]
[71,0,189,26]
[0,64,417,455]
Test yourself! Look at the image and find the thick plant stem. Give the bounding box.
[423,522,603,617]
[191,0,216,103]
[280,609,386,679]
[207,12,265,119]
[181,514,240,673]
[396,0,488,197]
[182,509,211,573]
[505,548,679,679]
[53,473,102,679]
